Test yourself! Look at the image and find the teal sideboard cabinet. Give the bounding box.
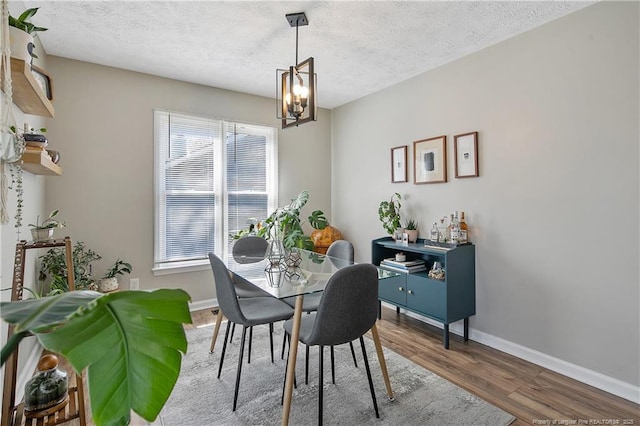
[372,237,476,349]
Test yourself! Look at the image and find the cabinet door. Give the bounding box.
[406,275,446,321]
[378,274,406,306]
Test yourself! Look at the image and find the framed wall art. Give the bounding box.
[413,135,447,184]
[391,145,408,183]
[31,65,53,101]
[454,131,479,178]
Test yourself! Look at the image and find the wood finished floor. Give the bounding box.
[126,306,639,425]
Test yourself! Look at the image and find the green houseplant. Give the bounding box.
[98,259,133,292]
[258,190,324,250]
[1,289,192,425]
[378,193,402,236]
[8,7,48,60]
[39,241,101,294]
[28,209,65,242]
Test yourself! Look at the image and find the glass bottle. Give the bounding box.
[459,211,469,244]
[450,211,460,244]
[438,217,447,243]
[446,214,454,242]
[430,222,439,242]
[24,354,68,412]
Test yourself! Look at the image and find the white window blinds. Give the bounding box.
[154,110,277,270]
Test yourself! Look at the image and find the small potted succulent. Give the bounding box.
[404,219,419,243]
[28,209,65,242]
[98,259,133,293]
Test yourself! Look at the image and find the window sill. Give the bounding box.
[152,259,210,276]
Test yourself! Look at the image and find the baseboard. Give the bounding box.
[189,297,218,313]
[385,303,640,404]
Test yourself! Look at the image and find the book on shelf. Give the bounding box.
[379,261,427,273]
[381,258,425,268]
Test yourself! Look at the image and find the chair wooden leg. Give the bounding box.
[318,345,324,426]
[233,326,248,411]
[210,308,224,353]
[359,336,379,418]
[349,341,358,368]
[218,321,232,378]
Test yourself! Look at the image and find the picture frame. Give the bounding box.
[31,65,53,101]
[413,135,447,184]
[454,131,479,178]
[390,145,408,183]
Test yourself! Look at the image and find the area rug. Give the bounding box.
[158,323,515,425]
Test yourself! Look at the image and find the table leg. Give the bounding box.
[370,322,395,401]
[209,309,224,353]
[282,295,303,426]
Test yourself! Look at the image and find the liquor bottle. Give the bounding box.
[459,211,469,244]
[430,223,439,242]
[450,212,460,244]
[438,217,447,242]
[446,214,454,242]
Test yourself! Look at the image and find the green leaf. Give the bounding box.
[1,289,192,425]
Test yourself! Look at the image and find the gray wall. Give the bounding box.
[42,57,332,302]
[331,2,639,388]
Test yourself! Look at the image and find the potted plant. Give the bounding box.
[28,209,65,242]
[378,193,402,237]
[258,190,318,250]
[98,259,132,293]
[39,241,101,294]
[309,210,344,254]
[8,7,48,62]
[404,219,419,243]
[1,288,192,425]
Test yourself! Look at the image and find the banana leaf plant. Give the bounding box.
[1,289,192,426]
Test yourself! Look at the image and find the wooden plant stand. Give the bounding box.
[1,237,87,426]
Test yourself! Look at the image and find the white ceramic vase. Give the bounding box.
[9,27,34,63]
[31,228,53,242]
[98,277,119,293]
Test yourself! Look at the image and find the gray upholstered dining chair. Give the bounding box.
[210,236,273,356]
[281,240,359,383]
[283,263,380,424]
[209,253,294,411]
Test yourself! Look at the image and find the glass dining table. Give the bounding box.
[211,248,397,426]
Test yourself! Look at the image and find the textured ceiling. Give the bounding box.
[10,1,595,109]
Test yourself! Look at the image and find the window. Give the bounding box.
[153,110,277,273]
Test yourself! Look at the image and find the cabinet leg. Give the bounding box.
[464,318,469,341]
[396,306,400,315]
[443,324,450,349]
[378,301,382,320]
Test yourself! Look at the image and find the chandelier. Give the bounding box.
[276,12,317,129]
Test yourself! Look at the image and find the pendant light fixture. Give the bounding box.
[276,12,317,129]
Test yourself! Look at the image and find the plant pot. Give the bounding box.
[98,277,119,293]
[310,225,343,254]
[31,228,54,242]
[9,27,34,63]
[406,229,418,243]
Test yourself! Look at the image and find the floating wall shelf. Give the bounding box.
[1,57,55,117]
[21,148,62,176]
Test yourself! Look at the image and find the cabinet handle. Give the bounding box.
[398,287,404,292]
[408,290,414,295]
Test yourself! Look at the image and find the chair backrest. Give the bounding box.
[306,263,379,346]
[232,236,268,264]
[208,253,247,325]
[325,240,354,262]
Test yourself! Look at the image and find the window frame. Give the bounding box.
[152,109,278,275]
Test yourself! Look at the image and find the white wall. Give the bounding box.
[331,1,639,391]
[41,57,332,302]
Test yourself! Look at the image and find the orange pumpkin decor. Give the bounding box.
[310,225,343,254]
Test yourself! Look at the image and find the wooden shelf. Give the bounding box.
[21,147,62,176]
[1,58,54,117]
